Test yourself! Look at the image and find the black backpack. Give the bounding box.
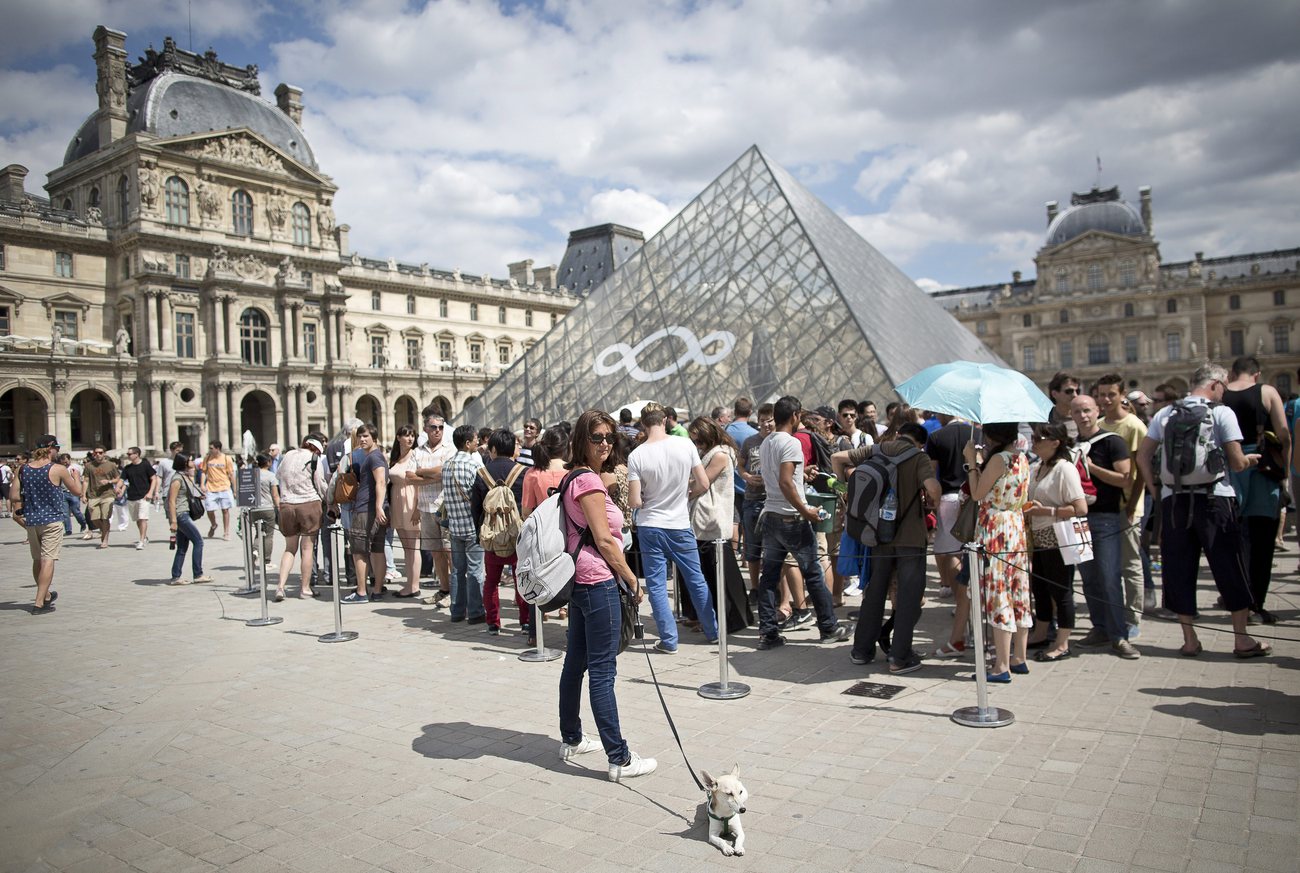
[846,446,921,547]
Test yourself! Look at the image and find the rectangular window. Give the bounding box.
[406,295,416,315]
[0,243,6,270]
[175,311,195,358]
[1059,339,1073,369]
[301,270,312,290]
[1022,346,1036,371]
[303,322,317,364]
[1229,329,1245,357]
[1274,323,1290,354]
[1022,314,1032,328]
[407,337,420,369]
[1087,338,1110,365]
[55,251,74,278]
[175,254,190,279]
[0,305,10,336]
[1087,264,1103,291]
[1124,334,1139,363]
[1274,290,1286,306]
[439,298,448,318]
[1276,374,1293,397]
[371,335,385,368]
[469,341,482,364]
[550,313,557,327]
[439,339,452,361]
[1166,332,1181,361]
[498,345,510,365]
[371,290,381,311]
[498,305,507,324]
[1120,261,1136,287]
[469,302,479,321]
[525,309,533,327]
[121,255,129,279]
[976,320,987,336]
[1229,294,1241,310]
[54,309,79,341]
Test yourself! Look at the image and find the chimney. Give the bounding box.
[274,83,304,125]
[1012,270,1022,283]
[1139,186,1152,234]
[1046,200,1058,226]
[93,26,129,147]
[508,259,535,286]
[0,164,29,202]
[532,265,556,288]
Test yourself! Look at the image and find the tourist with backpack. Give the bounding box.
[1136,363,1270,658]
[554,410,654,782]
[470,428,528,635]
[843,423,939,674]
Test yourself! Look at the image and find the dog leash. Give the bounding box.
[634,625,708,793]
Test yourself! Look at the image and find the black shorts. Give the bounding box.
[349,510,387,554]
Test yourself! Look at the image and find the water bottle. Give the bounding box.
[169,534,176,550]
[878,489,898,543]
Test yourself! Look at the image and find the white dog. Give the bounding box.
[701,765,747,856]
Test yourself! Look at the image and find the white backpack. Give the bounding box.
[515,469,592,612]
[477,464,526,556]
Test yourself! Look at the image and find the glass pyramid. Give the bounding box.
[462,146,1002,425]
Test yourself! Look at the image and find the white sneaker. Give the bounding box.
[135,541,144,550]
[608,751,657,782]
[560,736,602,761]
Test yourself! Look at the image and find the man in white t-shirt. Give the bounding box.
[411,409,458,605]
[627,402,716,653]
[755,396,850,650]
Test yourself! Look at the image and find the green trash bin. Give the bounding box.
[808,492,838,533]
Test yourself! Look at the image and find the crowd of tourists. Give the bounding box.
[7,358,1296,776]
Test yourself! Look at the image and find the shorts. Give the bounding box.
[349,510,387,554]
[28,522,64,561]
[933,493,963,555]
[279,501,323,537]
[87,495,115,522]
[203,489,235,511]
[127,499,151,520]
[0,482,9,499]
[420,511,450,552]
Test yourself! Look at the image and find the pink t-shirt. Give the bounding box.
[563,470,625,586]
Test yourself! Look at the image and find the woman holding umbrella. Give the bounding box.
[963,422,1032,682]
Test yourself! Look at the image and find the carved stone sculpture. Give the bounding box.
[86,205,103,225]
[114,326,131,356]
[317,201,336,238]
[196,178,221,222]
[137,165,159,211]
[266,190,288,229]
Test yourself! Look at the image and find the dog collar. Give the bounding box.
[707,810,736,824]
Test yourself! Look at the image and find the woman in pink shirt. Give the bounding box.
[557,410,654,783]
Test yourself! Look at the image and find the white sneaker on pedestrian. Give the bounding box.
[560,736,602,761]
[608,751,657,782]
[135,540,144,550]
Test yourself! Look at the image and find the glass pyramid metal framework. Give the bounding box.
[463,146,1002,425]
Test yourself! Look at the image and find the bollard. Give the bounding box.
[246,518,284,627]
[319,523,358,643]
[699,539,750,700]
[519,603,561,662]
[951,544,1014,728]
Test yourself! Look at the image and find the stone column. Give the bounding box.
[285,383,299,446]
[139,290,156,354]
[52,380,70,447]
[291,304,302,359]
[335,312,345,364]
[225,383,237,450]
[149,381,164,448]
[337,386,347,429]
[160,294,173,356]
[211,295,225,356]
[119,380,138,447]
[208,381,221,446]
[296,385,306,440]
[161,381,176,448]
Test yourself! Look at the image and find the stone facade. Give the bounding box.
[0,28,576,455]
[933,186,1299,397]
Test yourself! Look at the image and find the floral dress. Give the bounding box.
[977,450,1032,630]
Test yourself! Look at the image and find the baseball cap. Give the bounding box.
[813,405,837,421]
[35,434,60,449]
[1126,390,1151,406]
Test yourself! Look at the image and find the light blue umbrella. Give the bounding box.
[895,361,1052,424]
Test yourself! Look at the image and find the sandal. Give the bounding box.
[1034,647,1072,662]
[1233,642,1271,659]
[1180,642,1203,657]
[931,641,967,658]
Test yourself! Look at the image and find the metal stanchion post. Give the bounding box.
[951,544,1013,728]
[235,507,257,595]
[246,518,283,627]
[519,604,561,662]
[320,523,358,643]
[699,539,750,700]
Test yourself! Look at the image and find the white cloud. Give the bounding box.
[914,278,957,294]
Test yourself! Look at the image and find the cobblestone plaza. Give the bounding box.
[1,526,1296,873]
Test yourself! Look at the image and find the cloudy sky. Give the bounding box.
[3,0,1298,290]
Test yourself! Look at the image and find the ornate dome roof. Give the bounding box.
[64,71,317,170]
[1045,198,1146,248]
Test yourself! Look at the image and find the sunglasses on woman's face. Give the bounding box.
[588,433,616,445]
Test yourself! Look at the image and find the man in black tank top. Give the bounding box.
[1223,356,1291,623]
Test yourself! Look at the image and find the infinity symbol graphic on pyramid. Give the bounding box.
[593,326,737,382]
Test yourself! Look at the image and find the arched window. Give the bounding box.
[525,308,533,327]
[165,176,190,225]
[88,186,100,209]
[239,308,270,366]
[61,197,73,211]
[231,189,254,236]
[117,175,130,224]
[291,202,310,245]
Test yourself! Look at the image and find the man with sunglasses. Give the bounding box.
[1048,371,1081,439]
[84,445,121,549]
[412,408,457,605]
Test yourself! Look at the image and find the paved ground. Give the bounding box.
[1,520,1298,873]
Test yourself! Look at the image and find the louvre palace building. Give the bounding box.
[0,27,585,456]
[932,186,1299,398]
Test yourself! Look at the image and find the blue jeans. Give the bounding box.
[739,500,764,562]
[450,533,484,620]
[63,492,87,534]
[638,526,717,649]
[1078,512,1127,641]
[756,513,837,637]
[171,513,204,580]
[559,578,629,766]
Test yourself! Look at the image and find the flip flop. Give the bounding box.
[1035,648,1073,662]
[1233,642,1271,659]
[1180,642,1203,657]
